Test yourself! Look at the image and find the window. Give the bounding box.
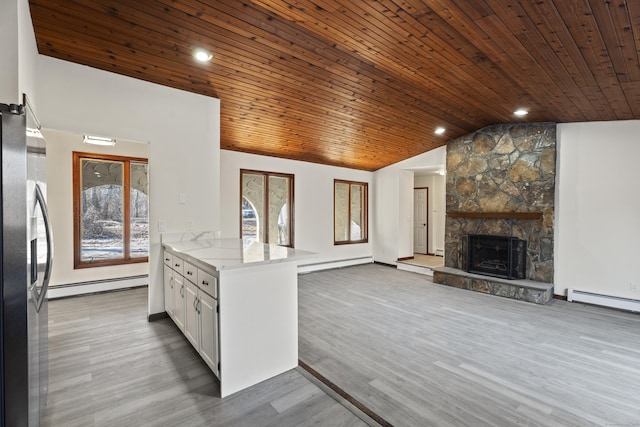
[241,169,294,247]
[73,152,149,268]
[334,180,368,244]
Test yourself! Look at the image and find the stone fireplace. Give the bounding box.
[464,234,526,280]
[433,123,556,304]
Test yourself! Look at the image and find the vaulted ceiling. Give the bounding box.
[29,0,640,171]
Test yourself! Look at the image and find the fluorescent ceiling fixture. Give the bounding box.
[26,128,44,139]
[194,48,213,62]
[434,127,446,135]
[514,109,528,117]
[83,135,116,146]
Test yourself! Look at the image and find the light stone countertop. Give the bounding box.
[161,232,316,271]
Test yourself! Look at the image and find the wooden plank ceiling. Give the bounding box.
[29,0,640,171]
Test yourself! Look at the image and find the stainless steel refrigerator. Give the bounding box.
[1,96,52,427]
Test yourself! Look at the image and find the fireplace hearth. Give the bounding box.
[464,235,526,280]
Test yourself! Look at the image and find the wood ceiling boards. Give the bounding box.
[29,0,640,171]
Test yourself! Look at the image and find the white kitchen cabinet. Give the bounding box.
[172,272,185,332]
[183,280,199,349]
[198,290,219,376]
[183,261,197,284]
[163,264,175,319]
[197,268,217,298]
[171,256,184,276]
[163,248,219,380]
[184,280,219,377]
[162,236,312,398]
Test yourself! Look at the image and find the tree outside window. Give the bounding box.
[73,152,149,268]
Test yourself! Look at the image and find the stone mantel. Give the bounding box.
[447,211,543,220]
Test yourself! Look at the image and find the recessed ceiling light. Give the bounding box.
[514,109,528,117]
[83,135,116,146]
[434,127,446,135]
[194,48,213,62]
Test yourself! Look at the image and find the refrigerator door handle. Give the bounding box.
[33,183,53,312]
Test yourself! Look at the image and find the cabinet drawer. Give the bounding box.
[183,262,197,284]
[171,256,184,275]
[197,269,217,298]
[163,251,172,267]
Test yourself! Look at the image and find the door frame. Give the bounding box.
[413,187,429,255]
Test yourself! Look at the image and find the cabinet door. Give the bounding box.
[184,281,200,349]
[163,265,175,318]
[173,273,185,331]
[199,292,219,378]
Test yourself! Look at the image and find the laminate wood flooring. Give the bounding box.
[298,264,640,427]
[44,288,367,427]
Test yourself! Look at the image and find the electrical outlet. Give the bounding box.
[186,219,194,231]
[158,219,167,232]
[631,282,639,292]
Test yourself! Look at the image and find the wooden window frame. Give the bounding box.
[73,152,149,269]
[334,179,368,245]
[239,169,295,248]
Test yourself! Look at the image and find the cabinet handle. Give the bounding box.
[165,257,170,262]
[196,298,201,314]
[169,276,173,288]
[180,285,184,297]
[175,263,180,267]
[193,297,198,310]
[187,271,193,276]
[202,280,208,286]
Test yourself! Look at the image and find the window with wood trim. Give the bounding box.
[73,152,149,268]
[334,180,368,244]
[240,169,294,247]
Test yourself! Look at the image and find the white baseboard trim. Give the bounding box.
[48,275,149,299]
[567,289,640,313]
[298,257,374,274]
[397,263,434,276]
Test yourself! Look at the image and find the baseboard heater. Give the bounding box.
[567,289,640,313]
[48,275,149,299]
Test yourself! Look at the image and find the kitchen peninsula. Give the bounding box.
[161,232,315,397]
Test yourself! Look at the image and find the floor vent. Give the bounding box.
[567,289,640,313]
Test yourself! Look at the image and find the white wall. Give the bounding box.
[44,129,149,287]
[373,146,446,264]
[0,0,19,102]
[220,150,373,265]
[555,120,640,298]
[38,56,220,315]
[18,0,38,106]
[1,0,38,104]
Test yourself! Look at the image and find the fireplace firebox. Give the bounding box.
[463,235,526,280]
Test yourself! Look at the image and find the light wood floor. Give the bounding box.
[45,266,640,426]
[43,288,367,427]
[298,264,640,427]
[399,254,444,269]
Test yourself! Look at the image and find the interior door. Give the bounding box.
[413,188,428,254]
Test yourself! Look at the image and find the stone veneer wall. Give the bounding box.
[445,123,556,283]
